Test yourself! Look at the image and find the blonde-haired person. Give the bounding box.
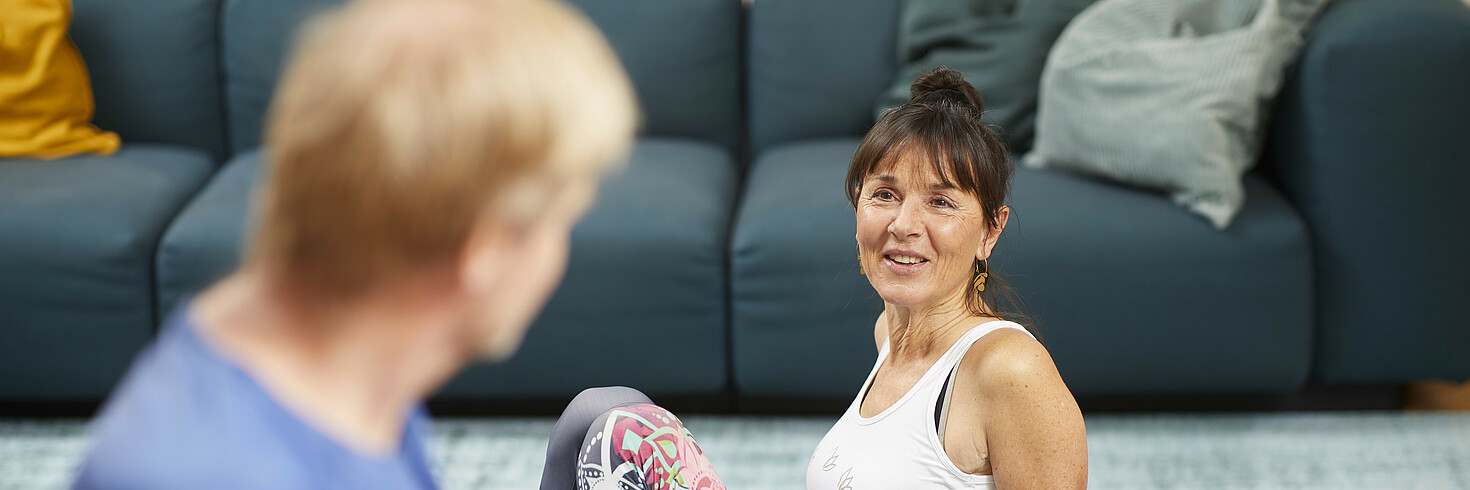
[69,0,669,488]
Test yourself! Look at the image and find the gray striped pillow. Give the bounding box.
[1024,0,1328,229]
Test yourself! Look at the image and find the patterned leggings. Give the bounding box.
[540,387,726,490]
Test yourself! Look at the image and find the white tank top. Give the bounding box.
[806,321,1034,490]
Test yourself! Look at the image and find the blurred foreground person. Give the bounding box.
[71,0,638,488]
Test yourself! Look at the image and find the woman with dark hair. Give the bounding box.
[539,66,1083,490]
[805,66,1087,489]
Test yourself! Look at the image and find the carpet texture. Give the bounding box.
[2,412,1467,489]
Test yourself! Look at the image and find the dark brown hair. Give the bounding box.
[845,66,1033,332]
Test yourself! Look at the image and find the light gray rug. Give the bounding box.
[3,412,1468,489]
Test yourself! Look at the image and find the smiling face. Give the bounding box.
[855,149,1008,312]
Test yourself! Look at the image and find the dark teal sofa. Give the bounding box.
[1,0,1465,407]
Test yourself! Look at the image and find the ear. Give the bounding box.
[459,215,516,298]
[975,205,1010,262]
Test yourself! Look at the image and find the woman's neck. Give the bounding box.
[191,269,470,456]
[882,292,994,362]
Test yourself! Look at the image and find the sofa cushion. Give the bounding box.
[155,138,737,399]
[0,145,214,399]
[875,0,1096,154]
[729,140,886,399]
[749,0,903,154]
[155,149,262,316]
[71,0,225,160]
[1025,0,1327,229]
[442,138,736,399]
[222,0,740,155]
[565,0,741,153]
[217,0,336,157]
[730,138,1313,398]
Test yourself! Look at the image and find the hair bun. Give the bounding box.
[908,65,985,116]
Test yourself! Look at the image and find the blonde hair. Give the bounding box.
[251,0,638,298]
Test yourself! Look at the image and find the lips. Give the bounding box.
[886,254,925,264]
[881,250,929,276]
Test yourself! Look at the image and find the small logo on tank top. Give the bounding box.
[838,467,854,490]
[821,447,854,489]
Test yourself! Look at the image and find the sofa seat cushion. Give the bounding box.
[0,144,214,399]
[445,137,737,399]
[730,138,1313,398]
[155,138,737,399]
[155,149,262,315]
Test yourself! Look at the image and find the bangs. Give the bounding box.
[869,135,981,196]
[847,108,995,207]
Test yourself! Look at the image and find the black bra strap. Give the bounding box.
[935,364,959,441]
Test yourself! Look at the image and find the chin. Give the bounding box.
[872,284,932,309]
[475,335,525,362]
[463,318,530,362]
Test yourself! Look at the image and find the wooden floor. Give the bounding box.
[1407,380,1470,410]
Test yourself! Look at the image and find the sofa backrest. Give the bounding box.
[747,0,903,156]
[72,0,228,161]
[221,0,742,156]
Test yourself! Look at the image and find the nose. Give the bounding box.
[888,199,924,239]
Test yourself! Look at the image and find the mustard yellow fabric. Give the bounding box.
[0,0,120,159]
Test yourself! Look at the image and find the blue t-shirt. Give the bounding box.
[72,304,438,490]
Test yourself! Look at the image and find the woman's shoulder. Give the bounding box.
[959,324,1062,397]
[953,323,1087,486]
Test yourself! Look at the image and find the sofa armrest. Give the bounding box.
[1265,0,1470,385]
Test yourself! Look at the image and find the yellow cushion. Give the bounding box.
[0,0,119,159]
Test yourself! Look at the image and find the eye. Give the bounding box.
[931,197,951,208]
[871,189,897,201]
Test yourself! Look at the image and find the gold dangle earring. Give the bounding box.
[973,260,988,292]
[858,246,865,275]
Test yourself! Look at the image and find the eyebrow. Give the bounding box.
[869,174,957,191]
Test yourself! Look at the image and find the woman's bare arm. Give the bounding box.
[977,334,1088,489]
